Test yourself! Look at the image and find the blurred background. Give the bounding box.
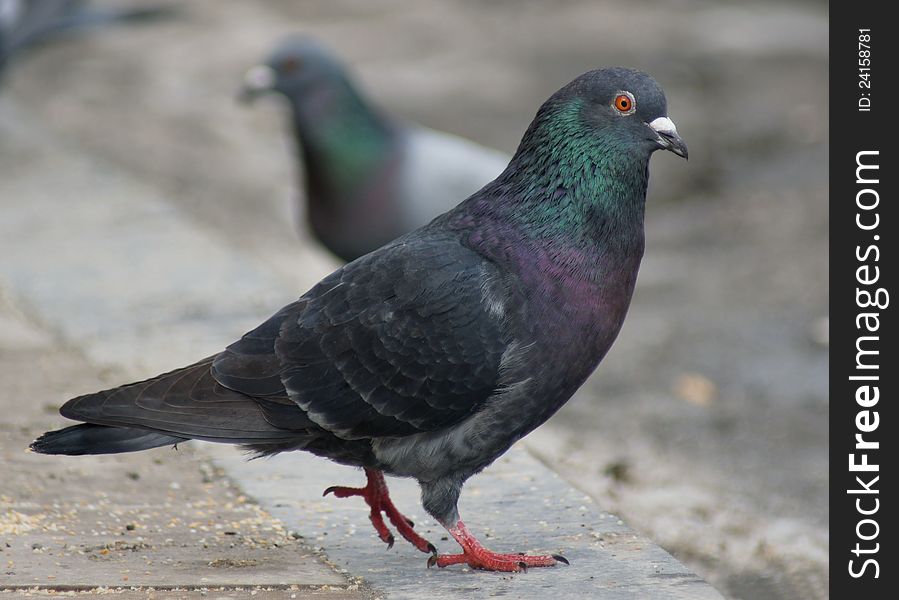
[0,1,827,598]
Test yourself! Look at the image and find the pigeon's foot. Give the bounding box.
[323,467,436,554]
[428,520,568,572]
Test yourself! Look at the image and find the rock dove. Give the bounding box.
[0,0,172,78]
[240,36,510,262]
[32,67,687,572]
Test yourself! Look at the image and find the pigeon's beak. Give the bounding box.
[648,117,688,160]
[238,65,277,104]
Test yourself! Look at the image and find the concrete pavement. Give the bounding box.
[0,292,366,599]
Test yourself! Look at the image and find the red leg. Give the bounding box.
[323,468,436,554]
[428,520,568,572]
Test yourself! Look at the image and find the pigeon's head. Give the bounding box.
[240,37,352,104]
[524,67,687,161]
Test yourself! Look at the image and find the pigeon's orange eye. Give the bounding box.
[613,93,635,114]
[281,57,302,73]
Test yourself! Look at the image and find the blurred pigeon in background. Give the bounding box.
[33,67,686,572]
[241,36,510,262]
[0,0,172,78]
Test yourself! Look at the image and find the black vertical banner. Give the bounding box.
[830,1,896,597]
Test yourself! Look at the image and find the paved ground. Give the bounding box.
[0,293,367,599]
[0,1,827,598]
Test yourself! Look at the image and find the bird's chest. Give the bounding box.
[520,245,643,382]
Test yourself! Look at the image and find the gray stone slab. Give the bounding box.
[206,444,724,600]
[3,535,345,590]
[0,298,355,595]
[0,589,364,599]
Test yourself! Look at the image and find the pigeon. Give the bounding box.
[32,67,687,572]
[0,0,172,78]
[240,36,510,262]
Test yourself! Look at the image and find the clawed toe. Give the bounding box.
[322,485,363,498]
[430,520,567,572]
[428,551,563,571]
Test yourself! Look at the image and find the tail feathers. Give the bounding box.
[35,357,318,456]
[59,356,310,444]
[30,423,185,455]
